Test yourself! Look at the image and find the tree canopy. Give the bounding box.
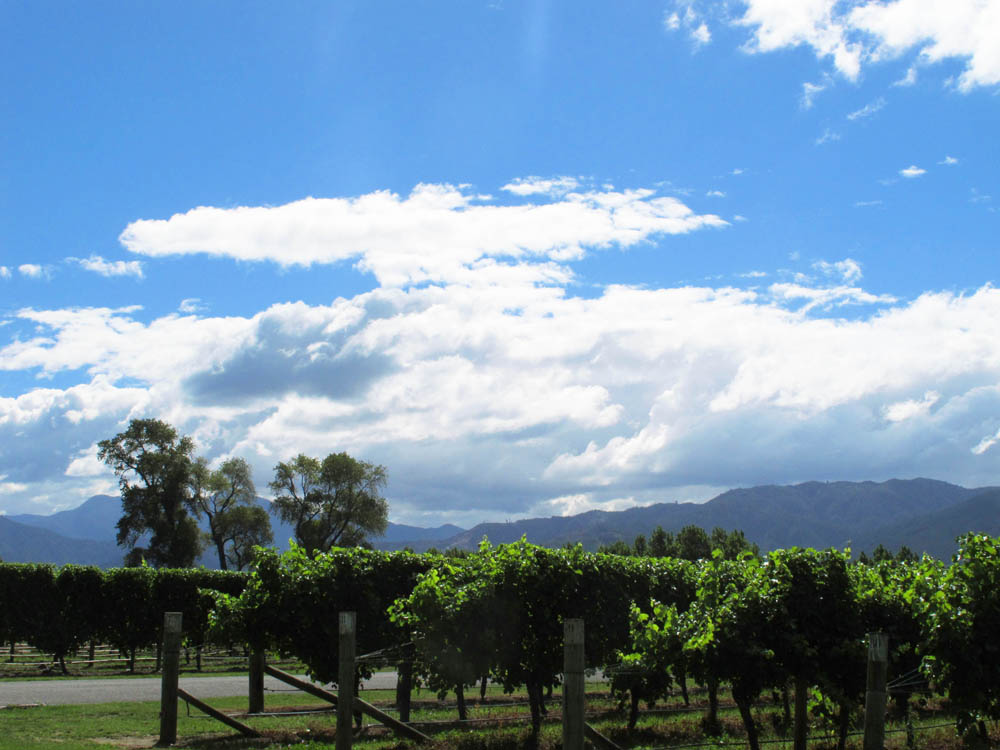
[98,418,273,569]
[190,457,263,570]
[98,418,204,568]
[268,452,389,554]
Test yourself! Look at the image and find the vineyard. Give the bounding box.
[2,534,1000,750]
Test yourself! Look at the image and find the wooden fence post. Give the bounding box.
[563,618,585,750]
[793,675,809,750]
[158,612,183,747]
[248,650,265,714]
[864,632,889,750]
[337,612,357,750]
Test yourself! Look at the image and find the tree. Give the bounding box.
[216,505,273,570]
[649,526,672,557]
[97,418,203,568]
[190,457,266,570]
[268,452,388,554]
[675,525,711,560]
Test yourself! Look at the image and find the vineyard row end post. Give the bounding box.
[337,611,357,750]
[158,611,183,747]
[863,632,889,750]
[563,618,585,750]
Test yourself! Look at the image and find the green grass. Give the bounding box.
[0,683,971,750]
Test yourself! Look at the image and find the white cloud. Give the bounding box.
[694,0,1000,91]
[664,4,712,48]
[814,258,862,284]
[64,445,108,477]
[6,277,1000,521]
[939,155,959,165]
[18,264,48,279]
[973,427,1000,456]
[0,475,29,494]
[74,255,144,278]
[179,298,206,314]
[0,266,10,280]
[801,80,827,109]
[883,390,940,422]
[691,23,711,46]
[815,128,841,145]
[854,200,884,208]
[893,66,918,86]
[847,97,886,121]
[501,176,580,196]
[900,165,926,178]
[706,190,726,198]
[120,182,728,288]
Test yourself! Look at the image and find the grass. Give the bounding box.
[0,680,975,750]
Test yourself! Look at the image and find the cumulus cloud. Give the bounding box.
[4,276,1000,522]
[883,391,939,423]
[683,0,1000,91]
[0,266,10,280]
[120,182,728,288]
[939,155,959,166]
[18,264,49,279]
[690,23,711,46]
[74,255,144,278]
[900,165,926,178]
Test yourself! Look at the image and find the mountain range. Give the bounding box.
[1,478,998,567]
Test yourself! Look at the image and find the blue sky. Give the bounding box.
[1,1,998,526]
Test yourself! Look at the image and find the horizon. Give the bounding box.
[2,2,998,527]
[0,475,980,529]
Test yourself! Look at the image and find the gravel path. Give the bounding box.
[0,671,400,707]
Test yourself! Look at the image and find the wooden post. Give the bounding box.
[158,612,183,747]
[563,618,585,750]
[794,675,809,750]
[864,633,889,750]
[396,656,413,723]
[337,612,356,750]
[248,650,265,714]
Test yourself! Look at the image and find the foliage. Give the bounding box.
[208,543,430,684]
[215,504,273,570]
[190,456,265,570]
[268,452,389,554]
[919,533,1000,741]
[599,524,759,561]
[97,418,203,568]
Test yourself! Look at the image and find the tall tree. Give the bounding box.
[216,505,273,570]
[97,418,203,568]
[190,457,266,570]
[269,452,389,554]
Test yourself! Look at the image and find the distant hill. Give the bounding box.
[9,495,121,542]
[426,478,990,557]
[0,516,123,567]
[1,495,466,567]
[852,487,1000,560]
[2,478,998,566]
